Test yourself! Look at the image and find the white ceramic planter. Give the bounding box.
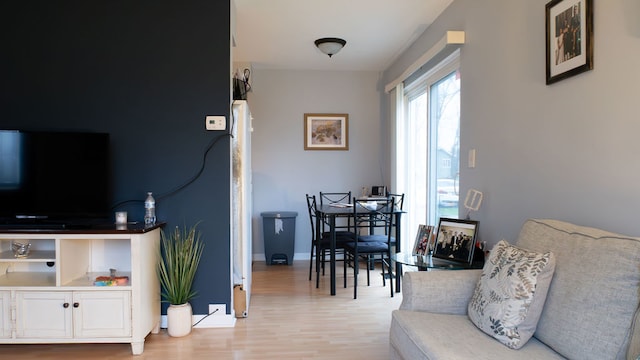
[167,303,192,337]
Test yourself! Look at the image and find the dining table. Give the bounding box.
[315,202,405,296]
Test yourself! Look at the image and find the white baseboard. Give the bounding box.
[160,314,236,329]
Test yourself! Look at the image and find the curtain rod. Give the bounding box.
[384,31,465,93]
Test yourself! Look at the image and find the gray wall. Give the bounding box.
[249,0,640,261]
[246,69,383,260]
[383,0,640,244]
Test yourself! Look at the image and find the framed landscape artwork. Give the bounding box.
[545,0,593,84]
[304,113,349,150]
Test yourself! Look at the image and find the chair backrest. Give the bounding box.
[318,191,353,232]
[352,197,395,243]
[305,194,318,239]
[388,193,405,210]
[319,191,352,206]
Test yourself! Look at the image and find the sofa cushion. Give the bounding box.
[467,240,556,349]
[390,310,566,360]
[515,219,640,360]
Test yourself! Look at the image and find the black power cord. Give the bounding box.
[111,130,232,211]
[192,307,219,327]
[156,132,231,202]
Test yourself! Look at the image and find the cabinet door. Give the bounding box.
[15,291,73,338]
[73,291,131,338]
[0,291,10,338]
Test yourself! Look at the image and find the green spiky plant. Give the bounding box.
[157,223,205,305]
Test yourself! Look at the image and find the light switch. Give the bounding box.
[468,149,476,168]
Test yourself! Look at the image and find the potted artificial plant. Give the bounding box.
[157,223,205,337]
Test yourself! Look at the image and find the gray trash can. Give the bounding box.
[261,211,297,265]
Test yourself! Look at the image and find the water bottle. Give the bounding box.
[144,192,156,226]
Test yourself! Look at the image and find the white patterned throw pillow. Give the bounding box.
[468,240,556,349]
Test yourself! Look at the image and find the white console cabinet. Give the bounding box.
[0,224,162,355]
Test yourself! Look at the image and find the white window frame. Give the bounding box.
[396,50,461,252]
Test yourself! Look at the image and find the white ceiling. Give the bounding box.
[232,0,454,72]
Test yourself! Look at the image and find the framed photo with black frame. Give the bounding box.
[433,218,479,264]
[545,0,593,85]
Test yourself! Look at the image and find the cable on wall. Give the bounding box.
[111,131,231,211]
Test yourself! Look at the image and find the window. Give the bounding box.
[397,51,460,253]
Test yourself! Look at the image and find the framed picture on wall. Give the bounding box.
[304,113,349,150]
[545,0,593,85]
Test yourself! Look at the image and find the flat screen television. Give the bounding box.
[0,130,112,228]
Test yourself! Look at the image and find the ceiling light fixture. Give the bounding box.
[314,37,346,58]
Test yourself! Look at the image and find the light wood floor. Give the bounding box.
[1,260,402,359]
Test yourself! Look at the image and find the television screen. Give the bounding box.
[0,130,112,227]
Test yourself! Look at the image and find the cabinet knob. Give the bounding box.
[63,302,69,308]
[73,302,80,308]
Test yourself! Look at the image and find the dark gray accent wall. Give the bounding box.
[1,1,232,314]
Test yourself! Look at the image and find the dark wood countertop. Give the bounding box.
[0,222,166,235]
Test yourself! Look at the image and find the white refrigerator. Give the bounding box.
[231,100,253,318]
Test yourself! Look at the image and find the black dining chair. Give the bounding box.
[361,192,403,270]
[319,191,351,206]
[306,194,352,288]
[385,192,404,246]
[388,193,405,211]
[318,191,356,240]
[343,197,396,299]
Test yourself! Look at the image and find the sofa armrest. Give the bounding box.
[399,269,482,315]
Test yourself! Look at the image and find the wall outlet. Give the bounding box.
[208,304,226,316]
[205,115,226,130]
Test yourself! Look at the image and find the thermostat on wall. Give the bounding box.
[205,116,226,130]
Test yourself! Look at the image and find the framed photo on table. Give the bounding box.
[545,0,593,85]
[304,113,349,150]
[433,218,479,264]
[412,225,434,256]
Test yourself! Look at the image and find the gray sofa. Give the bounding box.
[390,219,640,360]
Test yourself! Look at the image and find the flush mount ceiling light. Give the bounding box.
[314,37,346,58]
